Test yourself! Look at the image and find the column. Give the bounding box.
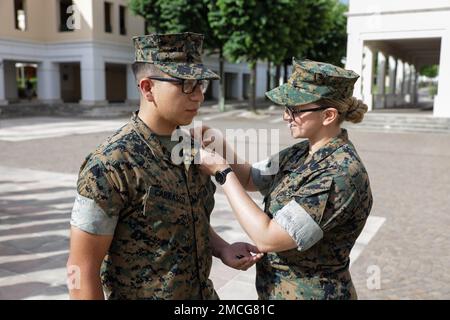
[411,67,419,105]
[401,61,407,96]
[396,60,404,106]
[361,45,374,111]
[126,64,139,104]
[20,65,26,88]
[408,65,416,104]
[376,51,387,108]
[403,62,412,104]
[4,61,18,102]
[235,72,243,101]
[403,63,411,105]
[0,60,8,105]
[345,33,364,100]
[211,76,219,101]
[37,60,62,104]
[255,62,268,99]
[388,56,397,94]
[80,51,107,106]
[434,31,450,117]
[387,56,397,107]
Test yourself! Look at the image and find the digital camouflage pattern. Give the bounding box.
[133,32,220,80]
[266,58,360,107]
[76,112,218,300]
[256,129,373,300]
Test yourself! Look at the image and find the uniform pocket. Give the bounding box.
[143,186,189,224]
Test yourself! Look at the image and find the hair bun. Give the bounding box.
[344,98,368,123]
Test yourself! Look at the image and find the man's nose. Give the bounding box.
[190,85,204,102]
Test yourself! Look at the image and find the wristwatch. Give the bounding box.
[214,167,233,185]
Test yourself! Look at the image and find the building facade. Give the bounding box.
[345,0,450,118]
[0,0,268,106]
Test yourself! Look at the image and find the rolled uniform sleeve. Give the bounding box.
[251,159,276,197]
[274,173,358,251]
[251,149,285,196]
[70,159,126,235]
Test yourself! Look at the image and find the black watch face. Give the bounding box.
[215,171,224,184]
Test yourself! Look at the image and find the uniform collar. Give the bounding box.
[308,128,349,164]
[286,129,349,173]
[130,111,199,171]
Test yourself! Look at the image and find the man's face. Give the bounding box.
[151,75,205,127]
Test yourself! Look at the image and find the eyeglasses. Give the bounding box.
[146,77,210,94]
[284,105,330,119]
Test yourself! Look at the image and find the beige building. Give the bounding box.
[345,0,450,118]
[0,0,267,106]
[0,0,148,105]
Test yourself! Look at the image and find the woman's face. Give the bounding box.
[283,103,325,139]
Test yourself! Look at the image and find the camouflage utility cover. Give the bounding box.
[266,58,360,107]
[133,32,219,80]
[75,112,218,300]
[255,129,373,299]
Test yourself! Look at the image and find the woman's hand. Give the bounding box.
[190,126,225,150]
[199,148,229,176]
[219,242,264,271]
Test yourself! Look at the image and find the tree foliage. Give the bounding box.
[129,0,214,47]
[129,0,230,110]
[420,64,439,78]
[128,0,348,111]
[304,0,348,66]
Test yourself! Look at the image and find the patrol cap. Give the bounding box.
[133,32,219,80]
[266,58,360,106]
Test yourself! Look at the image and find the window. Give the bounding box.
[59,0,74,32]
[119,5,126,35]
[104,2,113,33]
[14,0,27,31]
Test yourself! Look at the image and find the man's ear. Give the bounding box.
[322,108,339,126]
[139,78,155,102]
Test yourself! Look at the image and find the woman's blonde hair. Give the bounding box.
[316,97,368,124]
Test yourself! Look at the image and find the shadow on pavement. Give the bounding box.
[0,282,68,300]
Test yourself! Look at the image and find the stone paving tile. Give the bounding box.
[211,258,241,291]
[0,165,387,300]
[0,269,19,279]
[217,266,258,300]
[1,120,449,299]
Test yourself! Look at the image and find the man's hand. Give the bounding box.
[219,242,264,271]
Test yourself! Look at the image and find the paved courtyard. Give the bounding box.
[0,108,449,299]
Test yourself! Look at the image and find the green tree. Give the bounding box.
[129,0,209,33]
[420,64,439,78]
[205,1,231,112]
[129,0,229,111]
[304,0,348,67]
[278,0,335,83]
[208,0,296,112]
[129,0,345,112]
[419,64,439,97]
[128,0,163,32]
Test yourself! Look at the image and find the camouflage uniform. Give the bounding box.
[134,32,219,80]
[266,58,359,106]
[252,59,373,300]
[70,33,219,300]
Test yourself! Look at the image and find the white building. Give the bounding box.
[0,0,267,107]
[345,0,450,118]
